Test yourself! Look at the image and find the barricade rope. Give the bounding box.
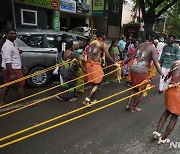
[0,80,148,142]
[0,60,72,89]
[0,61,119,109]
[0,64,121,117]
[0,83,153,148]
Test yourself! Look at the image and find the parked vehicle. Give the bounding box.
[68,26,97,38]
[0,29,88,87]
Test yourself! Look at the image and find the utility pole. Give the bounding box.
[11,0,16,29]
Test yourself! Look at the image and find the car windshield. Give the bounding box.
[18,34,44,48]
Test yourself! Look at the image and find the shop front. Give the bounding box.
[15,0,60,30]
[59,0,90,31]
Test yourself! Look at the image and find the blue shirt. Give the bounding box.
[118,40,126,52]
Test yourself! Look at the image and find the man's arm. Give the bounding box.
[103,43,115,64]
[6,63,16,80]
[175,46,180,60]
[152,48,163,76]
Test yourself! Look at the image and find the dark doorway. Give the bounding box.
[60,18,68,31]
[47,10,53,29]
[70,17,85,29]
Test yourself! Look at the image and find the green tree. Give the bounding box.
[165,1,180,38]
[131,0,178,38]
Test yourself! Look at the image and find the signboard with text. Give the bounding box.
[60,0,76,13]
[53,11,60,31]
[92,0,105,17]
[16,0,59,10]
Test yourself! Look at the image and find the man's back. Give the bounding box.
[88,40,103,62]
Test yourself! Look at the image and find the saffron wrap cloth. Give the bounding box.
[165,87,180,115]
[130,70,148,89]
[86,60,104,84]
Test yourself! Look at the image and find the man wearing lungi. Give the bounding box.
[125,32,163,112]
[82,32,115,106]
[0,28,27,106]
[153,60,180,144]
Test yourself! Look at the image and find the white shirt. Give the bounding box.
[84,27,90,37]
[1,39,22,69]
[157,42,165,60]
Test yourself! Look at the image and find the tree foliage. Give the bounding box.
[165,1,180,38]
[131,0,179,37]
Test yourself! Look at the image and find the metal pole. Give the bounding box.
[90,16,94,39]
[11,0,16,29]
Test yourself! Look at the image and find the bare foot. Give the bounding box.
[68,97,77,102]
[131,107,142,112]
[126,104,131,110]
[56,96,63,101]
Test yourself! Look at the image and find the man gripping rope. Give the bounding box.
[82,32,116,106]
[125,32,164,112]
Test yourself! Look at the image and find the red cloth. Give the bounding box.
[3,69,25,86]
[130,70,148,89]
[165,87,180,115]
[86,60,104,84]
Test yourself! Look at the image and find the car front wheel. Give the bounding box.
[27,66,50,87]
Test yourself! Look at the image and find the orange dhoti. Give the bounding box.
[165,87,180,115]
[86,60,104,84]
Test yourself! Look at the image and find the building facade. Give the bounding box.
[0,0,124,39]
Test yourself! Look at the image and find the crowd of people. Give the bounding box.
[0,28,179,145]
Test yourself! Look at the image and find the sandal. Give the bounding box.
[131,107,142,112]
[152,131,161,139]
[158,137,170,144]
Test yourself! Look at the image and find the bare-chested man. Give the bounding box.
[82,32,116,106]
[152,60,180,144]
[125,33,164,112]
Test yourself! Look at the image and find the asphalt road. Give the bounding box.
[0,77,180,154]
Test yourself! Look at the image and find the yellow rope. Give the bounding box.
[0,85,153,148]
[0,62,118,109]
[0,80,148,142]
[0,60,71,89]
[0,66,121,117]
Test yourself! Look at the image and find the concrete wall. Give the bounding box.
[94,18,107,34]
[108,25,120,39]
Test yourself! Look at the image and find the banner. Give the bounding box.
[53,11,60,31]
[16,0,59,10]
[60,0,76,13]
[92,0,105,17]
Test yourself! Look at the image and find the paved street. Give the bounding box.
[0,78,180,154]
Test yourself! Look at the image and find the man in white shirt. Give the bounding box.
[157,37,165,60]
[83,24,90,39]
[0,28,27,106]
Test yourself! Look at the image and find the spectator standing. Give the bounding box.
[118,36,126,60]
[157,37,165,60]
[83,24,90,39]
[0,28,28,106]
[56,41,79,102]
[56,34,70,84]
[159,34,180,93]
